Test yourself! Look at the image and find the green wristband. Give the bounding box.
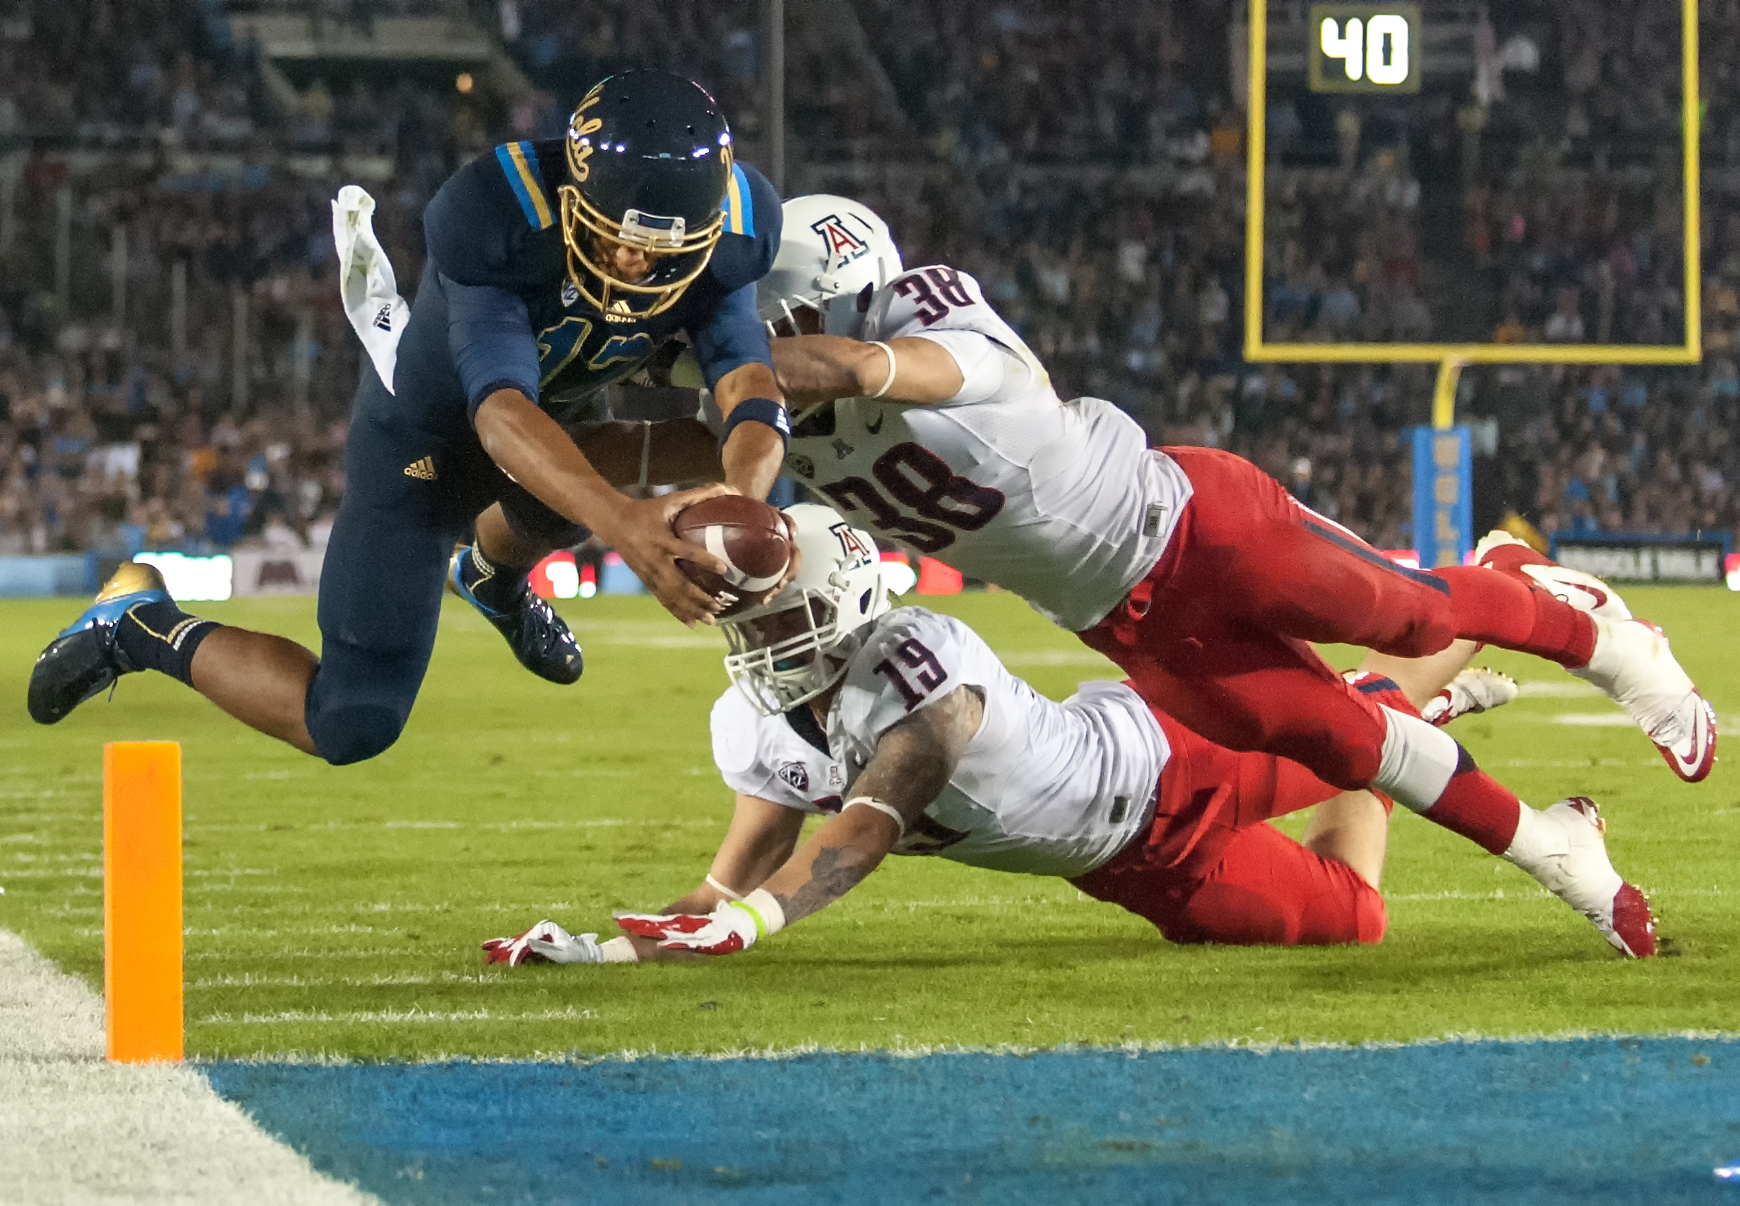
[727,898,767,939]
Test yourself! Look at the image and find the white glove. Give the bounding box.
[482,920,637,966]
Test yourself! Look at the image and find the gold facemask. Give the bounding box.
[558,95,729,320]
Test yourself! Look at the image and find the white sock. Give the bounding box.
[1501,802,1566,874]
[1374,707,1460,813]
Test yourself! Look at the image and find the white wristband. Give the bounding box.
[705,874,744,902]
[733,887,787,938]
[868,340,898,399]
[637,420,653,489]
[844,795,907,838]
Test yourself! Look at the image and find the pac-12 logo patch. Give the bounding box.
[561,280,580,307]
[811,213,871,269]
[777,761,810,793]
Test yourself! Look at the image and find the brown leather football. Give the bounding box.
[671,495,791,610]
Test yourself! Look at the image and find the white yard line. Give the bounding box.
[0,928,380,1206]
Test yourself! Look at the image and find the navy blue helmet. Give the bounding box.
[560,70,734,319]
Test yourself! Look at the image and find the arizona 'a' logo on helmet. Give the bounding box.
[558,70,734,320]
[811,213,872,270]
[830,522,874,569]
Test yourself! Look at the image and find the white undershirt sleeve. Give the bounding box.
[906,329,1034,406]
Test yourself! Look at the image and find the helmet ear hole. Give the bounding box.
[859,588,873,613]
[857,282,874,313]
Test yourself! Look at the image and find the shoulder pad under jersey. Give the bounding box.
[703,161,783,293]
[864,265,990,339]
[423,141,565,290]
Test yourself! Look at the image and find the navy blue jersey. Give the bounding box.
[417,140,781,430]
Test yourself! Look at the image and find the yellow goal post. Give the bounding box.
[1242,0,1703,429]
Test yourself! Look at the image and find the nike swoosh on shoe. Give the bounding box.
[1654,695,1717,783]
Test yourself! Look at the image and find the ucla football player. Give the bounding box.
[28,72,790,765]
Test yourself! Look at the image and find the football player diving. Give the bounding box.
[28,71,793,766]
[483,504,1651,968]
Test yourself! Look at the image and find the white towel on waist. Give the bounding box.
[332,184,410,393]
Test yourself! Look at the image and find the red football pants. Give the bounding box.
[1082,446,1527,791]
[1069,711,1387,946]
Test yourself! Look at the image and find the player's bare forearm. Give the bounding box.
[475,388,734,625]
[474,388,631,531]
[659,796,805,915]
[571,419,724,487]
[756,808,894,926]
[758,687,983,925]
[714,362,788,499]
[772,335,964,406]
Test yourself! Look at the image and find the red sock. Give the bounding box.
[1434,566,1596,669]
[1422,764,1523,855]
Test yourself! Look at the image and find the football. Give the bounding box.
[670,495,792,611]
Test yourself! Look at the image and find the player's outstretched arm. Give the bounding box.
[662,795,807,915]
[713,362,789,501]
[474,388,733,625]
[772,335,965,407]
[618,685,984,955]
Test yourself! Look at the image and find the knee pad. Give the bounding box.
[307,703,405,766]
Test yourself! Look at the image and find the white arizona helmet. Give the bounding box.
[757,195,903,339]
[722,503,918,715]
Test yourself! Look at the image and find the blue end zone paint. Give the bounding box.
[205,1039,1740,1206]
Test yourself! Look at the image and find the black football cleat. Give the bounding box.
[447,546,584,685]
[28,562,169,724]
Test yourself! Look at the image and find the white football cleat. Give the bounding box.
[1571,616,1717,783]
[1422,667,1519,727]
[1505,797,1656,958]
[1473,529,1632,621]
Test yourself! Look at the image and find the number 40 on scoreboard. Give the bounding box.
[1309,3,1421,94]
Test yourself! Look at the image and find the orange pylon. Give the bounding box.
[104,742,183,1063]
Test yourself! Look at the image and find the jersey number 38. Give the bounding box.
[818,443,1005,554]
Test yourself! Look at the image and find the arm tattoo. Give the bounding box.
[849,685,984,829]
[771,845,879,925]
[757,686,985,927]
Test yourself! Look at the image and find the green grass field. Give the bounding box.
[2,588,1736,1060]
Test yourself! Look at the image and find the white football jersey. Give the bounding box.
[786,266,1192,631]
[708,607,1169,878]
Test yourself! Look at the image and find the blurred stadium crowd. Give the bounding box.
[0,0,1737,559]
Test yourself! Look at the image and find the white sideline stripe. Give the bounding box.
[0,928,381,1206]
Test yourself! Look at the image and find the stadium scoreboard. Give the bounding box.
[1308,4,1419,94]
